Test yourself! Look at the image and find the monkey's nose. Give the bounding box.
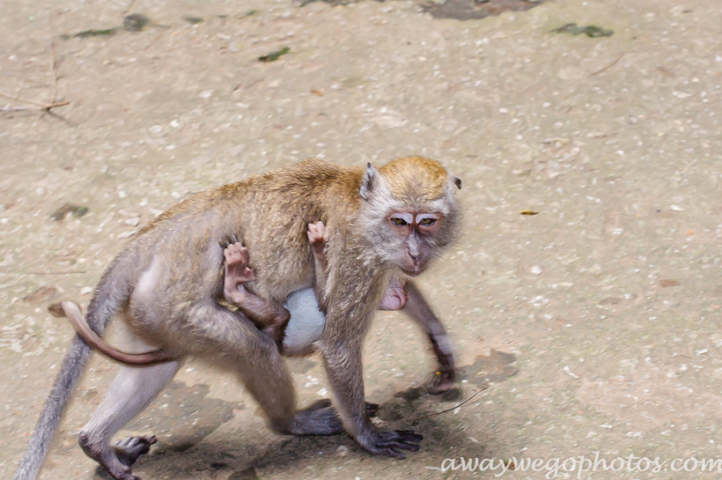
[408,251,421,262]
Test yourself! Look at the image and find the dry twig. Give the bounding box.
[589,53,625,77]
[413,387,487,421]
[0,18,69,113]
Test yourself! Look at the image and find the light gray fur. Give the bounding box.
[13,253,133,480]
[282,288,326,356]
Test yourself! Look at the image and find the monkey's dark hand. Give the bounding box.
[429,365,455,394]
[356,427,423,458]
[428,334,456,394]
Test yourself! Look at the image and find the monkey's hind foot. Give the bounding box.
[81,434,156,480]
[114,435,156,467]
[78,432,156,480]
[224,243,255,282]
[223,242,256,304]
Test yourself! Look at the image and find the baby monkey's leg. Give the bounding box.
[223,243,290,348]
[307,221,330,309]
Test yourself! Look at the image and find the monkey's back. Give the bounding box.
[119,159,364,327]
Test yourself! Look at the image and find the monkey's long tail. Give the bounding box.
[13,262,131,480]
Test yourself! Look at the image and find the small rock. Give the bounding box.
[563,365,580,379]
[50,204,89,221]
[123,14,151,32]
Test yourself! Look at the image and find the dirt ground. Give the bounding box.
[2,0,722,479]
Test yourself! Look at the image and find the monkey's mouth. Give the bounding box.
[401,264,425,276]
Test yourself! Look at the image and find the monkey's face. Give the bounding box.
[386,211,443,276]
[358,157,462,274]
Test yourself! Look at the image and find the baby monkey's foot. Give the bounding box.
[307,221,329,256]
[223,242,255,304]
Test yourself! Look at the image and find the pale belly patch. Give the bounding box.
[282,288,326,355]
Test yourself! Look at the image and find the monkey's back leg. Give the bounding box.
[177,299,347,436]
[79,335,180,480]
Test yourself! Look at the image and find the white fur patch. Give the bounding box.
[282,288,326,354]
[136,257,162,302]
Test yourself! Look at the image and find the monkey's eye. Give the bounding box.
[416,214,441,227]
[391,217,408,226]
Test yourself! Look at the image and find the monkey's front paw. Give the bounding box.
[357,428,423,458]
[428,368,455,394]
[307,221,329,250]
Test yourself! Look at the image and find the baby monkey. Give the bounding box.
[222,221,409,352]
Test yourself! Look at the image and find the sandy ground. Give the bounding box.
[1,0,722,479]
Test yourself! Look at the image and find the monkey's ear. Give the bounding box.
[360,162,378,200]
[453,177,462,190]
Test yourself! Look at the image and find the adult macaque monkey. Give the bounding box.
[59,223,451,376]
[14,156,462,480]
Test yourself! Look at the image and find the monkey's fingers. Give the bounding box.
[307,224,324,244]
[428,369,455,394]
[239,245,251,263]
[395,430,424,443]
[384,447,405,459]
[223,244,241,261]
[243,267,256,281]
[313,221,329,240]
[363,429,423,458]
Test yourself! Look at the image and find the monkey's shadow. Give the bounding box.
[94,351,517,479]
[99,396,483,480]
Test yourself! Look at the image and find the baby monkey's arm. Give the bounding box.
[307,221,407,312]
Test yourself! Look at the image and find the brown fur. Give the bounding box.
[379,156,449,202]
[14,157,461,480]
